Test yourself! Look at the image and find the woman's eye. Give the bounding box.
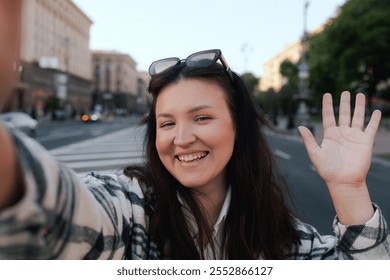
[160,122,174,128]
[195,116,211,122]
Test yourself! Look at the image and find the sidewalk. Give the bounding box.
[272,116,390,159]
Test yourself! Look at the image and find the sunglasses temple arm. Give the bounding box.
[220,54,234,80]
[220,54,231,71]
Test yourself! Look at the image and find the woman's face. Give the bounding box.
[155,79,236,193]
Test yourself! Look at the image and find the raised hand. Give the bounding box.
[298,91,382,225]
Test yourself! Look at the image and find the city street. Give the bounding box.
[37,119,390,236]
[35,116,141,150]
[46,122,145,175]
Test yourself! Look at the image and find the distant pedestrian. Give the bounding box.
[287,113,295,130]
[0,2,389,258]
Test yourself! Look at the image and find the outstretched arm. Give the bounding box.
[298,91,382,226]
[0,124,24,210]
[0,0,24,209]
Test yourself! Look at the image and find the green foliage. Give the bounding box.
[279,59,299,115]
[280,59,299,91]
[256,88,279,113]
[308,0,390,108]
[45,95,61,111]
[241,72,259,94]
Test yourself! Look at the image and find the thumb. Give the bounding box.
[298,126,320,158]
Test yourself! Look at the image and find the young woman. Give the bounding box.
[0,47,389,259]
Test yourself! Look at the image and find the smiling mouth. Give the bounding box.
[176,152,209,163]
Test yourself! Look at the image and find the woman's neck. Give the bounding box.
[192,183,228,228]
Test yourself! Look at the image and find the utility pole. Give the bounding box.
[241,43,253,74]
[296,1,311,129]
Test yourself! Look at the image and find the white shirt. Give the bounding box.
[178,187,232,259]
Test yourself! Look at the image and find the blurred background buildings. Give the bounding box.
[5,0,390,122]
[6,0,149,120]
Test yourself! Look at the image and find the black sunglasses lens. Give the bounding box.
[149,58,179,75]
[187,52,218,68]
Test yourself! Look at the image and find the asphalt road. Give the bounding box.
[35,116,141,150]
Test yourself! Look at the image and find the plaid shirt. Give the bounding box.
[0,127,389,259]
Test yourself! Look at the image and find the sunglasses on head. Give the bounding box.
[148,49,233,80]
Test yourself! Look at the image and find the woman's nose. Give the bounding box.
[173,124,196,146]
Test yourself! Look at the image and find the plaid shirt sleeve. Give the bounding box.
[0,127,159,260]
[287,205,390,259]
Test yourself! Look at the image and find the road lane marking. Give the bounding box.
[372,157,390,167]
[65,157,144,169]
[46,126,145,175]
[37,130,85,141]
[274,149,292,160]
[53,151,142,162]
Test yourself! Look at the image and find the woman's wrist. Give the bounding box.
[328,182,374,225]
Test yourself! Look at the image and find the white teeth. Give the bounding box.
[177,152,208,162]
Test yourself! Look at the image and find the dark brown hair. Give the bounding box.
[125,63,299,259]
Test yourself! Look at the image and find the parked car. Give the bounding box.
[113,108,128,117]
[0,112,38,137]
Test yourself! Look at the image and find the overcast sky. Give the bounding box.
[72,0,346,76]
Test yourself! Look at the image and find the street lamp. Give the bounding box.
[296,1,311,129]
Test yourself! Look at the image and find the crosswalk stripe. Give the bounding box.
[49,126,146,176]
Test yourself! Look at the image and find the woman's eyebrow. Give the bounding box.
[156,112,173,119]
[156,105,213,119]
[188,105,212,114]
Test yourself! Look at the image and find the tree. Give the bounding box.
[241,72,259,94]
[280,59,299,91]
[256,88,279,118]
[279,59,299,116]
[308,0,390,108]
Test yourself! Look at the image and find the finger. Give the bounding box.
[338,91,351,126]
[322,93,336,129]
[365,110,382,138]
[351,93,366,130]
[298,126,320,158]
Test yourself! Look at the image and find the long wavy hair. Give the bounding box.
[125,63,299,259]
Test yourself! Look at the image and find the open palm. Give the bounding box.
[299,92,382,189]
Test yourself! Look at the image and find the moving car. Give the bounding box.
[0,112,38,137]
[81,111,102,123]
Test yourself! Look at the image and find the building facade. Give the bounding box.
[136,71,151,115]
[92,51,139,115]
[259,25,326,93]
[9,0,93,119]
[259,41,302,93]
